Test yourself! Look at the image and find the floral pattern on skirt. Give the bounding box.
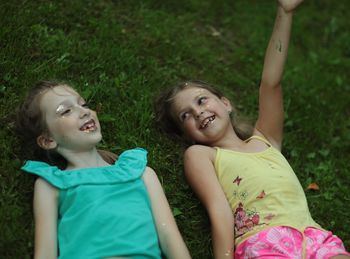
[235,226,350,259]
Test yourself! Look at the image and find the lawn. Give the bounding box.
[0,0,349,258]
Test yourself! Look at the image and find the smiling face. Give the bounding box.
[37,85,102,153]
[172,86,233,145]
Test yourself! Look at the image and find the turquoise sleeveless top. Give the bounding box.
[22,148,162,259]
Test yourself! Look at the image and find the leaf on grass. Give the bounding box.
[306,182,320,191]
[208,26,221,37]
[172,207,183,217]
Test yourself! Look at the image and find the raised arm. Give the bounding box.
[143,167,191,259]
[33,178,58,259]
[184,145,234,259]
[255,0,303,149]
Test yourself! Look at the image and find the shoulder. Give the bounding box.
[33,178,58,214]
[183,145,217,179]
[34,178,58,198]
[184,144,216,162]
[141,167,163,194]
[142,166,157,180]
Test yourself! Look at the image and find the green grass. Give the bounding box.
[1,0,349,257]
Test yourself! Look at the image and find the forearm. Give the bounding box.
[261,5,293,88]
[158,227,191,259]
[211,213,235,259]
[142,168,191,259]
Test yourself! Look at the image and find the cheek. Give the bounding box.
[49,119,75,137]
[182,120,197,133]
[51,125,68,139]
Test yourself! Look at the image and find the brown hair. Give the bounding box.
[154,80,253,145]
[15,81,63,165]
[15,80,117,168]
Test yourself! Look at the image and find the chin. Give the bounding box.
[93,134,103,145]
[84,133,103,148]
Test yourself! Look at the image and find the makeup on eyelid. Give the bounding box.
[55,101,87,115]
[56,104,66,114]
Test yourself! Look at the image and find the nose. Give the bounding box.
[79,105,91,118]
[194,109,204,119]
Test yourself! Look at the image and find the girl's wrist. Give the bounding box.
[277,5,294,21]
[223,246,234,257]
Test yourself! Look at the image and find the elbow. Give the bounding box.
[260,70,283,89]
[260,78,282,90]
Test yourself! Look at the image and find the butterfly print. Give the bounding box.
[256,190,266,199]
[233,176,242,186]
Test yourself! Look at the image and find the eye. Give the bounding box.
[81,102,89,108]
[180,112,190,121]
[198,96,207,105]
[61,109,72,116]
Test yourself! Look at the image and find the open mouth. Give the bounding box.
[80,119,97,132]
[200,115,215,129]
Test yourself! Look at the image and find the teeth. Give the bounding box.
[200,116,215,129]
[80,120,96,132]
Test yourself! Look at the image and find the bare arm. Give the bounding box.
[33,178,58,259]
[255,0,303,149]
[184,145,234,259]
[142,167,191,259]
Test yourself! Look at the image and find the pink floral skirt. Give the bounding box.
[235,226,350,259]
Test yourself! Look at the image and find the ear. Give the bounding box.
[37,134,57,150]
[220,97,232,113]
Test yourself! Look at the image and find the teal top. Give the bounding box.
[21,148,162,259]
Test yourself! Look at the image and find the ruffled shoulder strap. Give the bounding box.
[21,148,147,189]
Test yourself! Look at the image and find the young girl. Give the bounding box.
[154,1,350,258]
[16,81,191,258]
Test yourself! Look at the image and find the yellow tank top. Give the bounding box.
[214,135,321,246]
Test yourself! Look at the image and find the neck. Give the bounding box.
[59,147,111,170]
[204,124,245,149]
[213,131,246,149]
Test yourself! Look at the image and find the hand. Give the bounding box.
[278,0,304,13]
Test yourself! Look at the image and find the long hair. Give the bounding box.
[15,80,68,167]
